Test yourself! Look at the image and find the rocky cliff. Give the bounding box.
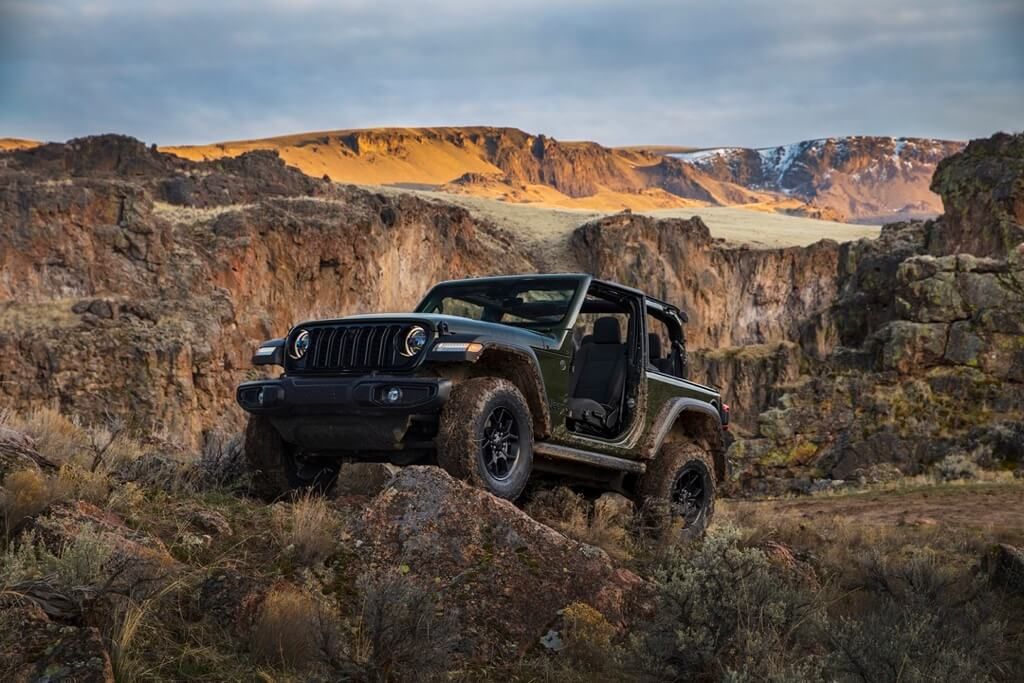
[715,133,1024,492]
[569,213,842,350]
[1,132,1021,485]
[0,135,532,448]
[164,127,946,220]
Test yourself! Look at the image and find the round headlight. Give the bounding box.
[401,326,428,357]
[290,329,310,360]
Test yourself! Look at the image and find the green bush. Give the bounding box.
[629,525,827,681]
[827,552,1007,682]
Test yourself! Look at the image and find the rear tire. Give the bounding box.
[437,378,534,500]
[242,416,338,500]
[638,439,717,541]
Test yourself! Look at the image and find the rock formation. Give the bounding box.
[674,136,965,223]
[0,136,532,448]
[0,131,1020,487]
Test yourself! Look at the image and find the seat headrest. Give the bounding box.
[648,333,662,359]
[593,317,621,344]
[580,334,594,346]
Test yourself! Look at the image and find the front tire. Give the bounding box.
[436,378,534,500]
[242,416,338,500]
[638,439,717,541]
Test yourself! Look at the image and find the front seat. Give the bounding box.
[648,333,674,374]
[568,317,627,431]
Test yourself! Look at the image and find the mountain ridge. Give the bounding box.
[671,136,965,223]
[3,127,964,222]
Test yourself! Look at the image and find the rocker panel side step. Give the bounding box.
[533,442,646,474]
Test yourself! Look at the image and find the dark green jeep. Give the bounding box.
[237,274,729,536]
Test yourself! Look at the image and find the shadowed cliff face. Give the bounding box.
[0,136,532,447]
[569,213,842,350]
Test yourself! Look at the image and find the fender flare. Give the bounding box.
[645,397,728,479]
[468,342,553,440]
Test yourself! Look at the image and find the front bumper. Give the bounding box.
[236,375,452,417]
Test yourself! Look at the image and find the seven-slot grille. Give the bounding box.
[294,323,424,373]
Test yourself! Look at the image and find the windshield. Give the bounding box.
[415,277,582,330]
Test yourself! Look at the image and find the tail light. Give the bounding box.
[721,403,730,429]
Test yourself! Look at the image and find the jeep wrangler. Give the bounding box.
[237,274,729,537]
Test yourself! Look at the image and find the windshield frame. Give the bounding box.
[414,274,590,334]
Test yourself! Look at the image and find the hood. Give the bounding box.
[303,312,561,351]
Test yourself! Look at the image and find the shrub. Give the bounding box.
[0,530,49,586]
[271,493,340,565]
[5,408,88,465]
[250,584,320,668]
[629,525,827,681]
[0,526,111,588]
[56,464,111,506]
[51,526,112,587]
[560,602,619,671]
[316,570,458,681]
[1,468,61,536]
[935,452,980,481]
[827,551,1008,682]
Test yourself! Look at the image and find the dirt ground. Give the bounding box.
[726,481,1024,545]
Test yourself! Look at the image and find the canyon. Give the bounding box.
[0,131,1020,490]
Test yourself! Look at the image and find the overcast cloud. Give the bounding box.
[0,0,1021,147]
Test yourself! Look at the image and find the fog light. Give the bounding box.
[385,387,403,404]
[256,387,266,406]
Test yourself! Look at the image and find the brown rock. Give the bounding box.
[356,466,645,659]
[333,462,400,497]
[182,506,233,537]
[0,601,114,683]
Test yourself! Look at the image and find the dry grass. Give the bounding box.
[3,407,88,465]
[525,487,633,561]
[1,469,63,536]
[560,602,617,665]
[271,494,341,565]
[152,201,252,225]
[250,584,320,668]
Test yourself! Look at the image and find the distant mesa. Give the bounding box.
[1,127,964,223]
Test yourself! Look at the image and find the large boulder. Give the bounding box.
[0,601,113,683]
[356,467,645,659]
[929,131,1024,258]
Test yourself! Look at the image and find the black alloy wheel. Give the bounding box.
[481,406,521,481]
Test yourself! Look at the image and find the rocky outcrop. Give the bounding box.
[570,212,842,349]
[701,134,1024,493]
[356,466,645,658]
[0,138,533,446]
[689,343,802,436]
[0,602,114,683]
[928,132,1024,257]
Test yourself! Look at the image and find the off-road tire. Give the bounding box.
[242,416,338,500]
[638,438,717,541]
[437,377,534,500]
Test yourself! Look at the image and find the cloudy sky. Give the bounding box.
[0,0,1021,148]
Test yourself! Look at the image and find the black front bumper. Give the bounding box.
[236,375,452,417]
